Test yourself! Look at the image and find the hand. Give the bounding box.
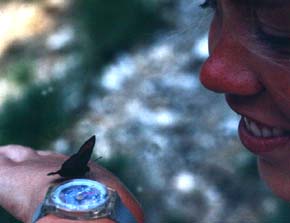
[0,145,144,223]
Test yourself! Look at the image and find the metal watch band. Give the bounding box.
[31,194,137,223]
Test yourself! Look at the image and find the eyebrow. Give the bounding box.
[249,0,290,8]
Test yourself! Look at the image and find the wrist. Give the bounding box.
[36,215,115,223]
[28,177,60,223]
[31,179,133,223]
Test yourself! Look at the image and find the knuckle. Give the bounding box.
[0,144,37,162]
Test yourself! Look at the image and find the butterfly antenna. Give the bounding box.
[94,156,102,161]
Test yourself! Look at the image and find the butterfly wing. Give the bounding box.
[47,135,96,177]
[73,135,96,166]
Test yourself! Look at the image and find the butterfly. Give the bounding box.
[47,135,101,178]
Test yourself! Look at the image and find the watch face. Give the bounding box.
[50,179,109,212]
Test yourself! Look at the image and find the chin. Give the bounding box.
[258,158,290,202]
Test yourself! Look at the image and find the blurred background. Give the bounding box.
[0,0,289,222]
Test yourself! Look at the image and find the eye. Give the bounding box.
[254,19,290,56]
[199,0,217,9]
[255,22,290,56]
[254,7,290,56]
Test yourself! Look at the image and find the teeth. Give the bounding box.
[243,116,288,138]
[249,121,262,137]
[262,128,272,137]
[273,128,284,137]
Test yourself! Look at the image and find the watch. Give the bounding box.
[31,179,137,223]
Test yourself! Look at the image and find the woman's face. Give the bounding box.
[200,0,290,201]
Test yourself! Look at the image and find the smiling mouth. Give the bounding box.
[239,116,290,154]
[243,116,290,138]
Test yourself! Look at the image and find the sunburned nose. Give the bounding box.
[200,56,262,95]
[199,36,263,95]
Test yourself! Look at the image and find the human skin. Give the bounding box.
[0,145,144,223]
[199,0,290,201]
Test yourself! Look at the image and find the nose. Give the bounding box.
[199,35,263,95]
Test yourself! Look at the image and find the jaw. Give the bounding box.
[258,157,290,201]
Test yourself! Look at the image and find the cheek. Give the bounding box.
[257,63,290,119]
[270,83,290,118]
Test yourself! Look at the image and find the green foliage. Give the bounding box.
[99,154,143,196]
[164,213,188,223]
[264,200,290,223]
[0,0,166,221]
[236,155,259,180]
[0,82,71,148]
[73,0,165,67]
[100,155,130,176]
[5,60,33,86]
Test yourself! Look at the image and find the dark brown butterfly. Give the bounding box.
[47,135,100,178]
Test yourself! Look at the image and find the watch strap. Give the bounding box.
[31,201,46,223]
[114,195,137,223]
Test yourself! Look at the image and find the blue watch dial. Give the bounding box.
[51,179,109,211]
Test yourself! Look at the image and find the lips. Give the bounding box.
[238,116,290,154]
[243,117,290,138]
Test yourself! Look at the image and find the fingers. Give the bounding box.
[0,145,67,162]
